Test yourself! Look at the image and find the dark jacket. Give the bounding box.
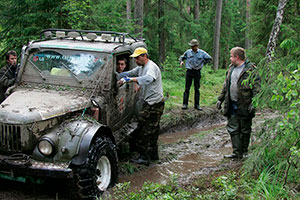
[218,60,260,118]
[0,64,18,103]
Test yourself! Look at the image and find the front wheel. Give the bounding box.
[71,135,118,199]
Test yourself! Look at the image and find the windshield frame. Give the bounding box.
[21,48,112,89]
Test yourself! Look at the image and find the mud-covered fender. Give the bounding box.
[32,119,115,166]
[71,123,115,166]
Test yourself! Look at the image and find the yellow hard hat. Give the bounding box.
[130,47,148,57]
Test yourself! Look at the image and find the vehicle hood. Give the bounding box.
[0,88,90,124]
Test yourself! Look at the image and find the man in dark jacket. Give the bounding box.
[217,47,260,159]
[0,50,19,103]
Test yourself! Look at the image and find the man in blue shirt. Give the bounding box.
[179,39,212,110]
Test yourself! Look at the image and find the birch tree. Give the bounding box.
[266,0,289,63]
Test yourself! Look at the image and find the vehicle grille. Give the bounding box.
[0,124,22,151]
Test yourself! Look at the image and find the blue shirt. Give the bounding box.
[179,49,212,70]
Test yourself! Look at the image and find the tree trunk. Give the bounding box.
[158,0,166,65]
[134,0,144,38]
[126,0,131,32]
[194,0,199,20]
[266,0,289,63]
[213,0,223,71]
[245,0,251,49]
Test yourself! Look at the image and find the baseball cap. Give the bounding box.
[130,47,148,57]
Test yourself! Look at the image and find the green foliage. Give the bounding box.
[244,167,290,200]
[211,173,238,199]
[111,175,198,200]
[0,0,63,61]
[120,161,138,175]
[0,0,252,70]
[62,0,93,29]
[248,0,300,64]
[241,19,300,198]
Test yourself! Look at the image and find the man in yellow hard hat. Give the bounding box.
[118,47,164,165]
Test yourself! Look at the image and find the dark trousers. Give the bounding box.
[183,69,201,107]
[129,100,165,160]
[226,114,252,156]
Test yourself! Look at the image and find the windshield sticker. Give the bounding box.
[30,51,105,77]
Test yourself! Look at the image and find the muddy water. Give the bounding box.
[118,121,233,191]
[117,110,278,192]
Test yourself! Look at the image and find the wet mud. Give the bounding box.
[116,109,278,193]
[118,122,232,192]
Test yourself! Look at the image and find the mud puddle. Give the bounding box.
[118,121,232,191]
[117,110,278,192]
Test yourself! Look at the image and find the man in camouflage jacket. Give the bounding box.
[217,47,260,159]
[0,50,19,103]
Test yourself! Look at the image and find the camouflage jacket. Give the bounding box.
[0,64,17,103]
[218,60,260,118]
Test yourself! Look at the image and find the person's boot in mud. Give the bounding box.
[131,154,150,166]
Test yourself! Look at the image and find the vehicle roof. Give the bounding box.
[27,29,147,54]
[29,38,138,53]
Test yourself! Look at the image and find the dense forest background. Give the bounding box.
[0,0,298,68]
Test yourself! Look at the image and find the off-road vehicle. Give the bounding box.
[0,29,146,199]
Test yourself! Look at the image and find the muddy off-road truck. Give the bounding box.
[0,29,145,198]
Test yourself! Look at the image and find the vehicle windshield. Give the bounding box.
[29,49,107,79]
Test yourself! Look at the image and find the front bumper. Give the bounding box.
[0,154,73,179]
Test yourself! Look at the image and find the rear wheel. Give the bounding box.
[71,135,118,199]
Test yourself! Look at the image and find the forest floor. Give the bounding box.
[112,107,276,196]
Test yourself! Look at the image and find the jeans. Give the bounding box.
[183,69,201,106]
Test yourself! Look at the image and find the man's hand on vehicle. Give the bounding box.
[118,76,132,85]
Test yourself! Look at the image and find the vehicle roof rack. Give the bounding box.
[40,28,140,44]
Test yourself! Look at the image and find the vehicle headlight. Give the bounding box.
[38,139,54,156]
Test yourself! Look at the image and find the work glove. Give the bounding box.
[216,100,222,110]
[121,76,131,83]
[118,76,132,86]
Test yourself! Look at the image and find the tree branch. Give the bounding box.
[284,138,300,186]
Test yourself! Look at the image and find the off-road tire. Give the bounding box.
[71,135,118,199]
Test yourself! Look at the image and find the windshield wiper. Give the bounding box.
[28,60,46,80]
[60,62,82,84]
